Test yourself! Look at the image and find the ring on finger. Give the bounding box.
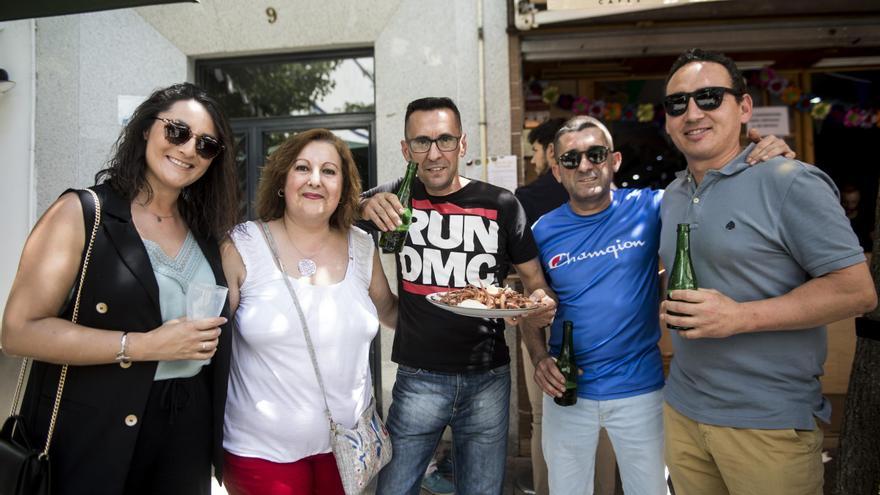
[201,342,207,351]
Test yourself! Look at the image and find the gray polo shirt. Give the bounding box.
[658,144,865,430]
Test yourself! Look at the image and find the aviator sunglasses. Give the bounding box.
[663,86,742,117]
[558,145,611,169]
[154,117,225,160]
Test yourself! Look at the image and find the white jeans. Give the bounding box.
[542,389,666,495]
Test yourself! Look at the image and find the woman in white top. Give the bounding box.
[221,128,397,495]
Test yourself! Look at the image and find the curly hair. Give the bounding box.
[94,83,239,240]
[255,129,361,230]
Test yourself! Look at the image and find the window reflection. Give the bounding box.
[202,56,374,119]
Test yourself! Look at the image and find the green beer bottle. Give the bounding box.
[667,223,698,331]
[554,320,578,406]
[378,161,418,253]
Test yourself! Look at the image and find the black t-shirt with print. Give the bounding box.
[364,177,538,372]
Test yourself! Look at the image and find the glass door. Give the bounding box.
[232,114,375,219]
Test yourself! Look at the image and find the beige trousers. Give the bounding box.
[664,402,823,495]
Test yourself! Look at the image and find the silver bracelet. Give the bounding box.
[115,331,131,367]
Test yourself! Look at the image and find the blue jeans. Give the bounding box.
[543,389,666,495]
[376,364,511,495]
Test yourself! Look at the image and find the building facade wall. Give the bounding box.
[34,9,187,213]
[0,19,35,315]
[18,0,517,442]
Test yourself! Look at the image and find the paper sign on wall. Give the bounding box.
[118,95,147,126]
[747,106,791,137]
[462,155,519,192]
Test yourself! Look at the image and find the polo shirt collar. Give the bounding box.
[676,143,757,182]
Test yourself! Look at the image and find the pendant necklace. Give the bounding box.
[136,201,176,223]
[282,222,324,277]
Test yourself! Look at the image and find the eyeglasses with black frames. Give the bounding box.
[407,134,461,154]
[154,117,225,160]
[662,86,742,117]
[558,145,611,170]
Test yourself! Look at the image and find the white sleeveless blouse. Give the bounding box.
[223,221,379,463]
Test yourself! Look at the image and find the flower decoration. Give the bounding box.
[845,108,868,128]
[637,103,655,122]
[572,96,591,115]
[781,85,801,105]
[767,77,787,96]
[605,102,622,121]
[811,101,831,120]
[526,65,872,129]
[758,67,777,87]
[542,86,560,105]
[861,110,878,129]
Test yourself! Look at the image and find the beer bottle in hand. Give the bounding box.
[667,223,698,330]
[554,320,578,406]
[378,161,418,253]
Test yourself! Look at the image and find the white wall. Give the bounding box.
[34,9,187,213]
[374,0,511,185]
[28,0,517,443]
[137,0,515,429]
[0,20,35,319]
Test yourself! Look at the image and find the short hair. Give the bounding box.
[666,48,747,100]
[528,117,567,147]
[94,82,239,240]
[553,116,615,158]
[404,97,462,137]
[254,128,362,230]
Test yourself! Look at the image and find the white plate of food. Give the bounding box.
[425,285,545,318]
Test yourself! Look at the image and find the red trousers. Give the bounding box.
[223,451,345,495]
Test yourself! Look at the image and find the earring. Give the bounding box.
[277,188,284,197]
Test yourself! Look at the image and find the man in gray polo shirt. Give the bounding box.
[658,48,877,495]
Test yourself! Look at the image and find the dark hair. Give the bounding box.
[841,184,860,195]
[404,97,462,137]
[94,82,239,240]
[665,48,747,100]
[255,128,361,231]
[528,117,567,147]
[553,115,615,158]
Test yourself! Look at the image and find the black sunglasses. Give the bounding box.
[154,117,225,160]
[558,145,611,169]
[663,87,742,117]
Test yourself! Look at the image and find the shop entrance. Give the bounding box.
[196,49,377,217]
[195,50,382,407]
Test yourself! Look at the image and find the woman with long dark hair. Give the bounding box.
[2,82,239,495]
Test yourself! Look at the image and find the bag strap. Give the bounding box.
[7,187,102,458]
[257,221,334,424]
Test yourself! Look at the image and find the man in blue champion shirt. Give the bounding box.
[521,115,793,494]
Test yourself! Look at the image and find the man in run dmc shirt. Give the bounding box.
[361,96,555,495]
